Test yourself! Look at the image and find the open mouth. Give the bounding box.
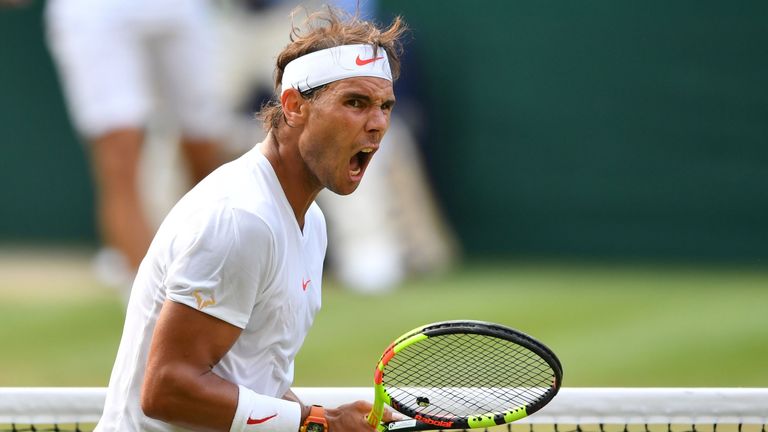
[349,147,374,178]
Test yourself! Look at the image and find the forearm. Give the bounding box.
[144,368,304,432]
[142,365,239,431]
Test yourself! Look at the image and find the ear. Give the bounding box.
[281,88,307,127]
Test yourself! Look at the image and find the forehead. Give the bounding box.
[325,76,395,100]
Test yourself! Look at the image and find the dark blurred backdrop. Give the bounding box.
[2,0,767,263]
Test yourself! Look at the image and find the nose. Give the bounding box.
[366,107,389,134]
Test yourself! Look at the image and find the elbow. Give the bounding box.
[140,366,187,422]
[140,387,168,422]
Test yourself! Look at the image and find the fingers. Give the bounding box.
[327,402,378,432]
[343,400,404,423]
[380,407,406,423]
[325,400,408,432]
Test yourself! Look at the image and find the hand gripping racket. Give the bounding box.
[366,320,562,431]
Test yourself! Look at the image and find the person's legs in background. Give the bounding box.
[90,128,153,271]
[180,137,224,184]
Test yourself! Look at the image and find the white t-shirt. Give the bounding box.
[95,145,327,432]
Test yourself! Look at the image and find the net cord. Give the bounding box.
[1,388,766,425]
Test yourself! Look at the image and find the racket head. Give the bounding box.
[370,320,562,431]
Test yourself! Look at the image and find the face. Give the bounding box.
[297,76,396,195]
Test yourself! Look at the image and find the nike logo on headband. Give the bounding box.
[356,55,384,66]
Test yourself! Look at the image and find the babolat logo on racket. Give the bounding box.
[414,415,453,428]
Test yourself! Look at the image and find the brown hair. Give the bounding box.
[258,6,407,130]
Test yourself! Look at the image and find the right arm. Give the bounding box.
[141,299,243,431]
[141,301,391,432]
[142,211,385,431]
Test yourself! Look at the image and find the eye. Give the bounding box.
[346,99,364,108]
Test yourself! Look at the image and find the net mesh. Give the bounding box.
[1,388,766,432]
[0,425,93,432]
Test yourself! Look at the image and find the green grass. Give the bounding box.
[2,260,767,388]
[296,261,768,387]
[0,297,125,386]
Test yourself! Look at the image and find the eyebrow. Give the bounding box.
[343,92,397,107]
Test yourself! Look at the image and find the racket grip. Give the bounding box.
[364,415,387,432]
[366,402,385,430]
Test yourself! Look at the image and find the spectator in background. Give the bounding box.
[216,0,459,293]
[44,0,228,293]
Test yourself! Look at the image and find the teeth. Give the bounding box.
[361,148,373,153]
[351,167,362,176]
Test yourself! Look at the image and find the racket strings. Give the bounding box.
[383,333,556,419]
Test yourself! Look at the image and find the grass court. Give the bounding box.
[1,249,766,388]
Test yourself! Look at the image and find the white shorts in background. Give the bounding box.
[44,0,225,140]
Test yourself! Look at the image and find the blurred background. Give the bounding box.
[1,0,767,389]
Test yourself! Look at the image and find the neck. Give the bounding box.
[260,130,321,230]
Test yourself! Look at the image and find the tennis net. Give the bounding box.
[0,388,765,431]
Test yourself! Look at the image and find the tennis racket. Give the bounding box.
[366,320,562,431]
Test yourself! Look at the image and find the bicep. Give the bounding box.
[147,299,242,370]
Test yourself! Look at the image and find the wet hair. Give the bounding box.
[257,6,407,130]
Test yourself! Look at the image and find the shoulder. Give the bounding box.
[229,207,277,250]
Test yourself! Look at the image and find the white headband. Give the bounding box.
[281,44,392,95]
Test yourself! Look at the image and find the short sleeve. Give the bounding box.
[163,205,274,328]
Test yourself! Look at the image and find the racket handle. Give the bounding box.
[365,416,387,432]
[366,403,385,430]
[366,409,380,427]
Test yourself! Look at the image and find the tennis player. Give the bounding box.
[94,7,406,432]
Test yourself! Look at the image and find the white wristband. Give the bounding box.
[230,385,301,432]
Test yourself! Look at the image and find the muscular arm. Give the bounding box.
[142,300,395,432]
[141,299,242,432]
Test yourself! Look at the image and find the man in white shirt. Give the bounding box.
[94,6,406,432]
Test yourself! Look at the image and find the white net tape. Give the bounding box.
[0,388,766,429]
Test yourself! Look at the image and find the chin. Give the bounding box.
[327,181,360,196]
